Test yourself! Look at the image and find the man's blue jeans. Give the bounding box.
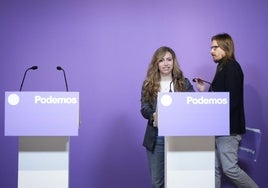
[146,136,165,188]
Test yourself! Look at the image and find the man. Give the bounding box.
[196,33,258,188]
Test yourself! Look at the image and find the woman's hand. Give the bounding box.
[153,112,158,127]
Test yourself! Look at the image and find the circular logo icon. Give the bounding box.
[160,94,172,106]
[8,94,20,105]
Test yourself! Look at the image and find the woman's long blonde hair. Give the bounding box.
[142,46,186,105]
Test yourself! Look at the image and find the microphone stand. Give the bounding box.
[19,66,38,91]
[57,66,69,92]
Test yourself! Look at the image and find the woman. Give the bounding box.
[140,46,194,188]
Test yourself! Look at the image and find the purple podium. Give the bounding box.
[157,92,229,188]
[5,91,80,188]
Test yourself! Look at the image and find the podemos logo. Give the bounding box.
[34,95,77,104]
[187,96,227,105]
[8,94,20,105]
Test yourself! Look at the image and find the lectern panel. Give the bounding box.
[158,92,229,136]
[5,91,79,136]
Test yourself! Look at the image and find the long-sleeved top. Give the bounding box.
[210,60,246,134]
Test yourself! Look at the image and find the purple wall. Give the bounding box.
[1,0,267,187]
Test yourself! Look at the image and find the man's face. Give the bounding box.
[210,40,226,62]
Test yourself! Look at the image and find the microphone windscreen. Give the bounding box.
[57,66,62,70]
[31,66,38,70]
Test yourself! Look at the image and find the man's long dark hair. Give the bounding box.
[212,33,236,71]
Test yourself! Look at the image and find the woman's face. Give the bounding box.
[158,51,173,77]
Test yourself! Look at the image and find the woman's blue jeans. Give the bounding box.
[146,136,165,188]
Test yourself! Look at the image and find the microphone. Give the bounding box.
[56,66,69,91]
[169,77,178,92]
[192,78,213,91]
[19,66,38,91]
[192,78,211,85]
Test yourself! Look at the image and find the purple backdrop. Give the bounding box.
[1,0,267,187]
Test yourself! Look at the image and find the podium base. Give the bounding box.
[165,136,215,188]
[18,137,69,188]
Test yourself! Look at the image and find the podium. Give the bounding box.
[5,91,79,188]
[157,92,229,188]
